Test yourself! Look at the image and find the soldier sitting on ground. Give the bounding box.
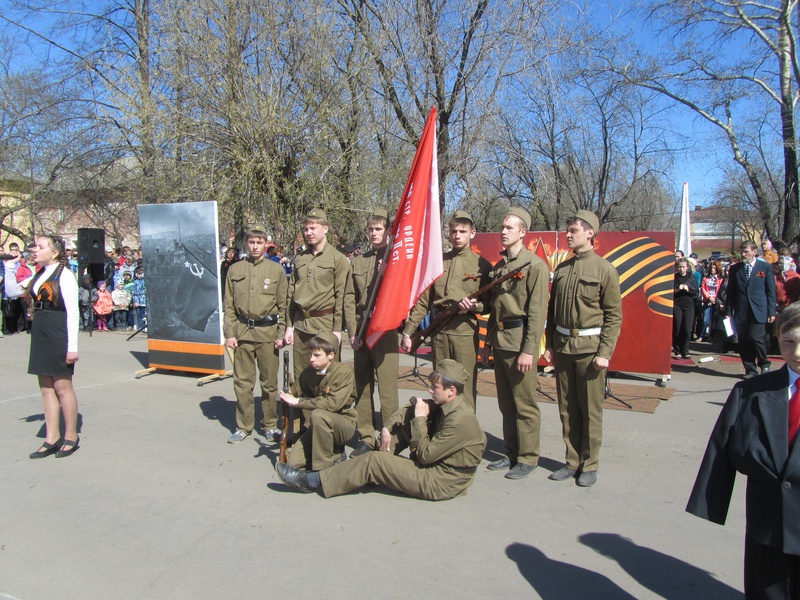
[275,359,486,501]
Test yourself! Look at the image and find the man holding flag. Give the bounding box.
[346,209,401,458]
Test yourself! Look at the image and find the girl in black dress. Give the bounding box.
[27,235,81,459]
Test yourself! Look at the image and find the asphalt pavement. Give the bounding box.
[0,329,746,599]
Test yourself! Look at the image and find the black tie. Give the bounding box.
[745,263,751,279]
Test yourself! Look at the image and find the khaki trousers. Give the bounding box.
[287,409,356,471]
[319,452,472,501]
[431,331,479,411]
[553,351,604,472]
[353,332,400,445]
[233,340,279,432]
[493,348,540,466]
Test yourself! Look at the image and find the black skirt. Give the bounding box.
[27,309,74,377]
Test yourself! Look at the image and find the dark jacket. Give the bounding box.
[687,366,800,554]
[726,260,776,325]
[673,272,698,308]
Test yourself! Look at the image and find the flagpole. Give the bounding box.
[678,182,692,256]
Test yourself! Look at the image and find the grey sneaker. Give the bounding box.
[577,470,597,487]
[227,430,250,444]
[505,463,536,480]
[548,467,577,481]
[487,456,513,470]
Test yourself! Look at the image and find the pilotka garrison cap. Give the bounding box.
[247,224,268,236]
[573,209,600,232]
[505,207,532,230]
[452,210,475,225]
[305,208,328,223]
[436,359,470,386]
[314,331,340,351]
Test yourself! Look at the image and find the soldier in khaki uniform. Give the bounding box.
[345,210,400,457]
[284,208,351,382]
[481,207,550,480]
[544,210,622,487]
[401,211,492,411]
[275,359,487,500]
[223,225,288,444]
[279,332,358,470]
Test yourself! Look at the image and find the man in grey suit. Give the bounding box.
[687,302,800,598]
[725,240,776,379]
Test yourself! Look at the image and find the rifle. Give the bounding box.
[278,349,292,463]
[407,261,531,354]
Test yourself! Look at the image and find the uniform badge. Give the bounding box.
[263,277,271,289]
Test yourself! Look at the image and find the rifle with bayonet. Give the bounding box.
[279,349,292,463]
[407,261,532,354]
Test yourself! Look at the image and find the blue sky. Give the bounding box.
[0,0,745,213]
[592,1,731,212]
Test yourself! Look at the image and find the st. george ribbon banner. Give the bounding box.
[365,106,444,349]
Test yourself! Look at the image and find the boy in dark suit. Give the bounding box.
[687,302,800,598]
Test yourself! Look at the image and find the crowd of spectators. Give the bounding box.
[673,240,799,361]
[2,242,148,335]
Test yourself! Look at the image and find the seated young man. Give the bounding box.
[279,332,358,471]
[275,359,487,501]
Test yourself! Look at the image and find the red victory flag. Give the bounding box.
[365,107,444,348]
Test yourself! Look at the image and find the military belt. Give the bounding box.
[555,325,602,337]
[301,307,334,319]
[497,319,524,331]
[237,314,278,328]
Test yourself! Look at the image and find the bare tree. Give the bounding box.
[335,0,561,214]
[610,0,799,248]
[492,46,677,233]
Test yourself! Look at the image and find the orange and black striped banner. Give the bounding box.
[147,339,226,375]
[602,236,675,317]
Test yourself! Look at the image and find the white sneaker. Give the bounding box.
[264,429,282,443]
[227,430,250,444]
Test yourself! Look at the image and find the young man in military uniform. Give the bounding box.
[275,359,487,501]
[223,224,288,444]
[481,207,550,480]
[401,211,492,411]
[279,332,358,470]
[544,210,622,487]
[345,209,400,457]
[284,208,351,381]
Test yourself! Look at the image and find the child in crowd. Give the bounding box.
[122,271,135,328]
[93,281,113,331]
[78,274,98,331]
[111,282,132,330]
[131,267,147,329]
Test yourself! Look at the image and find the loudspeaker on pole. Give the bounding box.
[77,228,105,264]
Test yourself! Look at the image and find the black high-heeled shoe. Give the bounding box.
[30,439,63,459]
[55,437,79,458]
